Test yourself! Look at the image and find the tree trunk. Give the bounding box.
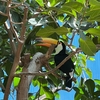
[17,52,43,100]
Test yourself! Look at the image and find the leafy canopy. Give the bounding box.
[0,0,100,99]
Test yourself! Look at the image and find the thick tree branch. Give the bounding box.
[4,6,28,100]
[14,48,81,77]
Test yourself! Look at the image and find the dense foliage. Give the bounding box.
[0,0,100,100]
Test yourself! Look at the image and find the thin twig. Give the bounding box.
[70,32,76,45]
[11,21,23,25]
[0,11,7,16]
[6,1,19,42]
[10,3,23,9]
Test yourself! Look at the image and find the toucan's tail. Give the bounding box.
[65,76,72,88]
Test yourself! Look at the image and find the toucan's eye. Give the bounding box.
[58,42,61,44]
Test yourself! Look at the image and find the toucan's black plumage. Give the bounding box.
[54,41,75,88]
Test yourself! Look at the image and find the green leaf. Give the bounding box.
[28,94,35,100]
[40,86,54,99]
[36,26,55,37]
[58,7,76,17]
[11,11,22,30]
[85,79,95,95]
[94,79,100,84]
[32,79,40,87]
[73,87,83,100]
[38,77,48,86]
[55,27,68,35]
[88,57,95,61]
[48,74,59,86]
[63,1,83,13]
[75,66,82,76]
[88,16,100,22]
[76,0,85,4]
[13,77,20,87]
[49,0,61,7]
[86,6,100,22]
[4,60,13,75]
[36,26,68,37]
[89,0,100,6]
[93,91,100,97]
[79,37,97,56]
[84,67,92,78]
[54,92,60,99]
[35,0,44,7]
[86,28,100,37]
[73,87,84,94]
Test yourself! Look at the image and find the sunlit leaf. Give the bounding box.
[28,94,35,100]
[86,6,100,22]
[75,66,82,76]
[94,79,100,84]
[88,57,95,61]
[76,0,85,4]
[86,28,100,37]
[63,1,83,13]
[89,0,100,6]
[79,37,97,56]
[54,92,60,99]
[49,0,61,7]
[40,86,54,99]
[35,0,44,7]
[13,77,20,87]
[84,67,92,78]
[32,79,40,87]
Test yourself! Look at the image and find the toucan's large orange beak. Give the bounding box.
[35,37,58,47]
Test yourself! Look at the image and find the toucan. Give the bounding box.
[36,37,75,88]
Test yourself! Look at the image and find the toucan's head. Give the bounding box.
[54,41,66,55]
[36,37,66,55]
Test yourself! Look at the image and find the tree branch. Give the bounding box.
[14,48,81,77]
[4,23,17,55]
[0,11,7,16]
[6,1,19,42]
[4,6,28,100]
